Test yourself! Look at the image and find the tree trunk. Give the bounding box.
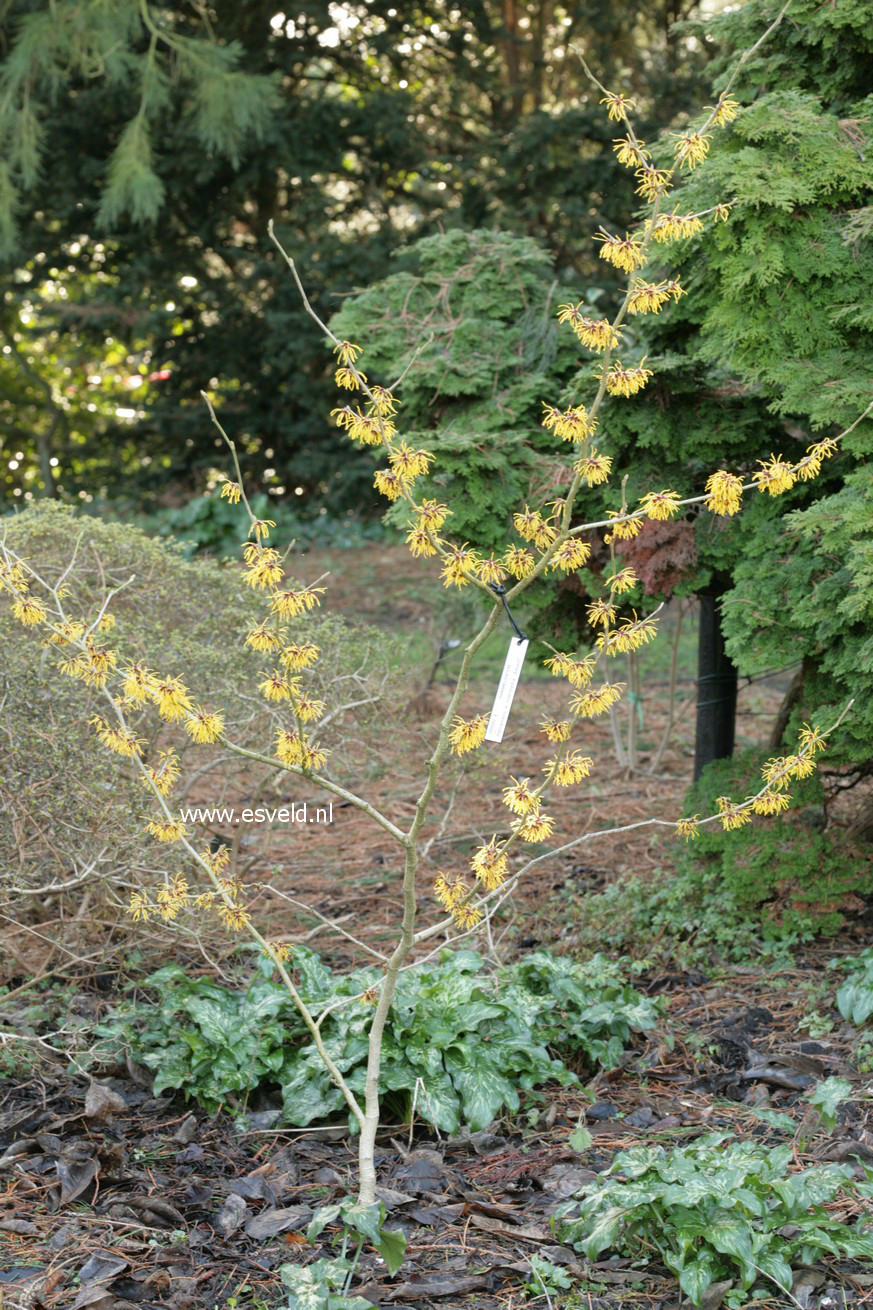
[767,659,808,751]
[693,586,738,781]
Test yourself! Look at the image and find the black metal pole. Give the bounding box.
[693,586,738,781]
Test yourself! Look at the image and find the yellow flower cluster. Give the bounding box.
[570,682,624,718]
[90,715,144,758]
[649,212,704,243]
[544,650,596,688]
[544,750,594,786]
[705,469,744,517]
[627,280,684,316]
[640,489,681,520]
[449,713,489,756]
[602,360,653,398]
[595,231,646,274]
[556,303,621,352]
[541,403,597,442]
[513,506,558,550]
[471,840,508,891]
[540,718,571,742]
[597,612,659,656]
[574,452,612,487]
[275,728,328,772]
[548,538,591,574]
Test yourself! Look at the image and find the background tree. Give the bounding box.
[1,0,712,511]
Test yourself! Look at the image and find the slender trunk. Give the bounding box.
[693,586,738,781]
[768,659,808,751]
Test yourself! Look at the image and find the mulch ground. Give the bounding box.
[2,946,873,1310]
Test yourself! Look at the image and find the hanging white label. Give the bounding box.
[485,637,529,744]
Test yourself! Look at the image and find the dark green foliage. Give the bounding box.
[329,229,579,554]
[556,1134,873,1307]
[102,947,662,1131]
[563,749,869,966]
[589,0,873,776]
[1,0,712,508]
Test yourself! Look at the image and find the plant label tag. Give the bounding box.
[485,638,528,744]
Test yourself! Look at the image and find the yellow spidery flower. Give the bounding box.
[46,619,86,647]
[604,511,642,544]
[58,652,90,682]
[540,718,571,743]
[705,470,743,517]
[786,752,816,780]
[441,545,479,588]
[600,91,635,120]
[586,598,616,627]
[405,525,439,558]
[799,436,839,481]
[282,641,320,672]
[503,545,535,579]
[152,676,193,723]
[248,518,276,542]
[650,212,704,243]
[544,650,597,688]
[12,595,47,626]
[155,874,190,921]
[275,729,328,771]
[477,555,507,586]
[449,713,489,756]
[635,166,672,201]
[574,452,612,487]
[613,135,649,167]
[143,749,180,797]
[259,670,295,702]
[595,231,646,273]
[541,403,597,443]
[245,624,283,653]
[716,796,751,831]
[368,386,397,417]
[186,708,225,743]
[640,489,681,520]
[202,844,230,875]
[754,455,796,496]
[471,840,508,892]
[293,691,325,723]
[90,716,144,757]
[544,751,594,786]
[502,776,540,816]
[417,499,450,531]
[676,815,700,841]
[598,612,659,655]
[454,902,483,930]
[244,549,285,590]
[515,811,555,842]
[128,891,150,922]
[119,662,157,704]
[218,903,252,932]
[627,280,685,316]
[146,816,187,843]
[548,538,591,574]
[270,584,326,618]
[333,340,362,366]
[220,479,242,504]
[331,406,390,447]
[374,469,404,501]
[606,567,639,595]
[390,443,433,480]
[0,559,29,594]
[335,366,364,390]
[710,96,739,126]
[798,722,827,756]
[761,756,791,791]
[752,790,791,816]
[570,681,624,718]
[434,873,469,909]
[602,360,653,398]
[98,613,115,632]
[673,131,710,169]
[556,304,621,353]
[82,642,117,688]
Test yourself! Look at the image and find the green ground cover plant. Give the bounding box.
[100,948,662,1132]
[555,1134,873,1307]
